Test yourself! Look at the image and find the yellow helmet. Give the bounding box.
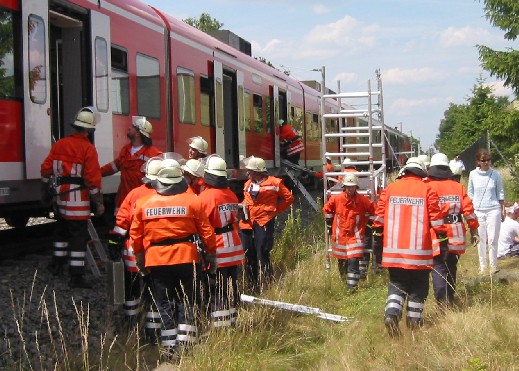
[156,159,183,184]
[73,106,98,129]
[188,136,208,155]
[244,156,267,172]
[205,155,227,177]
[132,116,153,138]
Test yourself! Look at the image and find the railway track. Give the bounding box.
[0,219,56,259]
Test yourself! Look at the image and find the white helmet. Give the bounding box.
[205,156,227,177]
[417,154,430,168]
[143,156,163,180]
[182,159,204,177]
[156,159,183,184]
[188,136,208,155]
[430,153,449,167]
[342,173,358,187]
[342,158,355,168]
[244,156,267,172]
[73,106,99,129]
[132,116,153,138]
[405,157,426,172]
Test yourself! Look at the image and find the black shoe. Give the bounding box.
[69,276,92,289]
[47,262,64,276]
[384,315,401,337]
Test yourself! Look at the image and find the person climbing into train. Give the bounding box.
[101,116,161,215]
[41,106,105,289]
[427,153,479,306]
[239,156,294,292]
[107,154,166,342]
[182,158,205,195]
[130,158,216,361]
[279,119,304,165]
[322,173,375,291]
[199,155,245,328]
[372,157,446,337]
[187,136,209,160]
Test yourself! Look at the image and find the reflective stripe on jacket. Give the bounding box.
[323,192,375,259]
[40,133,101,220]
[280,124,304,155]
[199,185,245,268]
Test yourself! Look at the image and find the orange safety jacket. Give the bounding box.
[199,185,245,268]
[130,192,216,267]
[323,191,375,259]
[101,143,161,207]
[372,174,446,269]
[314,163,333,179]
[280,124,304,156]
[428,179,479,255]
[186,177,205,195]
[41,133,102,220]
[239,175,294,228]
[113,184,156,272]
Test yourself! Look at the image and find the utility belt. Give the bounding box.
[54,176,85,186]
[150,234,196,247]
[444,214,462,224]
[214,224,234,234]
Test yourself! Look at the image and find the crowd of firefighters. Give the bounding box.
[40,107,508,359]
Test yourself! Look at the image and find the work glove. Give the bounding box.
[437,232,449,262]
[470,229,480,247]
[107,231,124,261]
[40,181,53,208]
[135,252,149,276]
[90,192,105,217]
[205,252,217,275]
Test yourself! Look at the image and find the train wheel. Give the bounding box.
[5,216,30,228]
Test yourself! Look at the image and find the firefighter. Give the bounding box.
[239,156,294,292]
[337,158,357,184]
[199,155,245,327]
[187,136,209,160]
[322,173,375,291]
[107,155,163,341]
[41,107,104,289]
[182,158,205,195]
[372,157,446,336]
[130,159,216,359]
[427,153,479,305]
[278,119,304,165]
[101,116,161,214]
[418,154,430,170]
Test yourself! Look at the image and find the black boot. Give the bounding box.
[384,315,401,337]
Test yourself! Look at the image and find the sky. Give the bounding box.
[145,0,515,151]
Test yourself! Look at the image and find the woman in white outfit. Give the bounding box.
[468,149,506,274]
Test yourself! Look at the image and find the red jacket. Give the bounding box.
[280,124,304,156]
[428,178,479,255]
[323,191,375,259]
[131,192,216,267]
[40,133,101,220]
[373,174,446,269]
[113,184,156,272]
[101,143,161,207]
[199,185,245,268]
[239,175,294,228]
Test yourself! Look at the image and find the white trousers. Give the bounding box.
[475,207,501,272]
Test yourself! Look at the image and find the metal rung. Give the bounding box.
[340,109,381,114]
[340,126,383,131]
[323,113,370,119]
[323,91,380,99]
[324,132,371,138]
[341,144,383,149]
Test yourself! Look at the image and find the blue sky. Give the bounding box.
[145,0,514,151]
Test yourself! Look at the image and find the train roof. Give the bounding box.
[100,0,164,27]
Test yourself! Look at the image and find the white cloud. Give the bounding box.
[312,4,330,14]
[383,67,447,84]
[390,97,444,115]
[483,81,514,97]
[334,72,357,84]
[439,26,492,47]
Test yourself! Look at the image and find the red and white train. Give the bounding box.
[0,0,409,227]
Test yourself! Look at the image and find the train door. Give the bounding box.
[22,1,51,180]
[213,60,240,167]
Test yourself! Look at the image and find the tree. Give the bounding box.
[477,0,519,94]
[183,13,223,32]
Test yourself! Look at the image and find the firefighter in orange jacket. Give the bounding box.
[239,156,294,291]
[108,155,163,340]
[130,159,216,358]
[101,116,161,212]
[278,119,304,165]
[199,156,245,327]
[323,173,375,291]
[427,153,480,304]
[372,157,446,336]
[182,158,205,195]
[41,107,104,289]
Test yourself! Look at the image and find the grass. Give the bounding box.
[4,168,519,369]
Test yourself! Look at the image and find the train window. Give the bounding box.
[200,75,212,127]
[95,37,109,112]
[242,90,250,132]
[28,15,46,104]
[0,9,21,100]
[111,46,129,115]
[137,53,160,119]
[253,94,263,133]
[177,67,195,124]
[292,106,303,135]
